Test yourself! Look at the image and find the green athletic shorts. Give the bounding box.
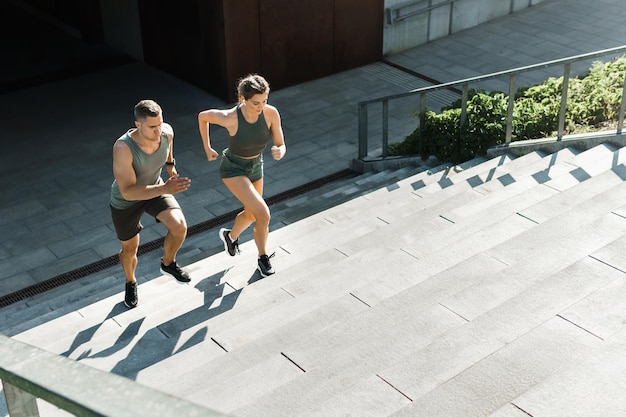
[219,148,264,182]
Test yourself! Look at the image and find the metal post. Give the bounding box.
[618,70,626,134]
[448,1,454,35]
[459,82,469,161]
[506,74,517,144]
[3,380,40,417]
[557,63,571,140]
[420,92,427,137]
[460,82,469,128]
[358,103,368,159]
[426,0,432,41]
[382,100,389,158]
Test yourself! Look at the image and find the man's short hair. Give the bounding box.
[134,100,162,121]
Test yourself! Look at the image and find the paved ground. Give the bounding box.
[1,0,626,301]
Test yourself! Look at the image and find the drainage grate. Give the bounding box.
[0,169,358,309]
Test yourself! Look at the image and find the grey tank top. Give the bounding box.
[110,130,170,209]
[227,105,271,157]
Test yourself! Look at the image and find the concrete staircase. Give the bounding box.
[3,142,626,417]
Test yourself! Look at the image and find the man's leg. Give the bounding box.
[157,207,191,282]
[156,207,187,265]
[119,234,140,308]
[119,234,140,283]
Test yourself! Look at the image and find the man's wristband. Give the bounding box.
[165,158,176,166]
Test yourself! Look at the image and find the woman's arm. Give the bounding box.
[198,108,234,161]
[266,105,286,160]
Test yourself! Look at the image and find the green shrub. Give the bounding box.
[389,56,626,163]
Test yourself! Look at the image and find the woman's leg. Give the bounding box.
[223,176,270,255]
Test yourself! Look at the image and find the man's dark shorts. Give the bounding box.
[110,195,180,241]
[219,148,263,183]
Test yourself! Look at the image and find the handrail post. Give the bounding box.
[420,92,427,137]
[460,82,469,128]
[448,1,454,36]
[506,73,517,144]
[382,100,389,157]
[3,380,40,417]
[557,62,571,140]
[618,70,626,134]
[426,0,433,40]
[459,82,469,162]
[358,102,368,159]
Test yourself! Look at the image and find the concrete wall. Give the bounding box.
[383,0,548,55]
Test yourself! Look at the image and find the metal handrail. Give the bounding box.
[386,0,455,25]
[385,0,532,35]
[357,45,626,160]
[0,334,227,417]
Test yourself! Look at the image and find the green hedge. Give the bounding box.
[389,56,626,163]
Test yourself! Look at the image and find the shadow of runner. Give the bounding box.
[108,270,260,380]
[60,302,129,358]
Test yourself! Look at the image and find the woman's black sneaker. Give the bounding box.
[219,228,240,256]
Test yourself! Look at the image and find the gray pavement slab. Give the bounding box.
[389,317,600,417]
[590,233,626,273]
[506,340,626,417]
[295,374,412,417]
[379,255,621,403]
[187,353,304,415]
[141,293,368,396]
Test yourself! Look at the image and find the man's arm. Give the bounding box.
[113,140,190,200]
[162,122,178,178]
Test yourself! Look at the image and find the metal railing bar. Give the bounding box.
[359,45,626,106]
[460,82,469,128]
[386,0,454,24]
[358,103,368,158]
[382,100,389,157]
[420,92,427,136]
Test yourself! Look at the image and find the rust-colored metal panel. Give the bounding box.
[137,0,384,100]
[222,0,261,101]
[258,0,335,90]
[334,0,383,71]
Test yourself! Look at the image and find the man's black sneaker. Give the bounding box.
[124,281,138,309]
[160,259,191,282]
[219,228,240,256]
[257,253,276,277]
